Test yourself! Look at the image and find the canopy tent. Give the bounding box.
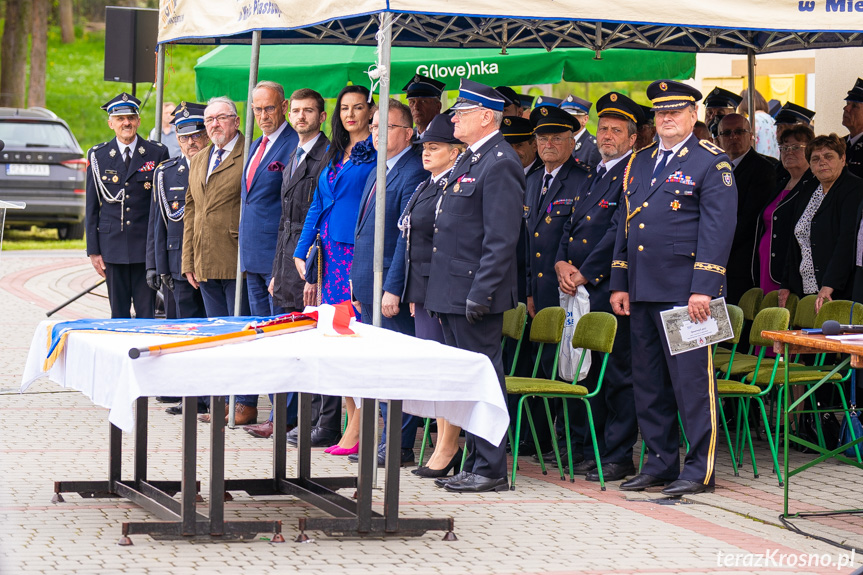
[194,44,696,101]
[160,1,863,54]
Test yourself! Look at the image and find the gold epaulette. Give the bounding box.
[699,140,723,155]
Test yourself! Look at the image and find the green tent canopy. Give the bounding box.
[194,44,695,101]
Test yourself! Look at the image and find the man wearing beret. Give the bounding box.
[427,79,524,493]
[610,80,737,496]
[85,92,169,318]
[555,92,641,482]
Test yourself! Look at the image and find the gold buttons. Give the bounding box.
[433,247,437,252]
[638,245,644,251]
[537,272,543,278]
[586,216,591,221]
[569,237,573,242]
[639,223,644,229]
[582,239,587,244]
[568,260,572,265]
[643,202,648,207]
[536,253,541,258]
[534,232,539,237]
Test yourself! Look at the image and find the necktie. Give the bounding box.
[213,148,224,170]
[246,135,269,189]
[596,165,607,179]
[541,173,553,196]
[651,149,673,185]
[123,147,131,170]
[361,181,376,221]
[292,147,305,176]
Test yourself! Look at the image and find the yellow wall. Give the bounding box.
[702,74,807,107]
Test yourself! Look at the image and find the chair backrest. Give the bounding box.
[570,312,617,354]
[502,302,527,341]
[529,306,566,344]
[748,307,791,348]
[814,300,863,328]
[759,290,779,311]
[738,287,764,321]
[726,304,745,344]
[794,294,818,329]
[784,292,799,325]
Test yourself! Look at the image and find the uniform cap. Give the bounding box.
[703,87,743,109]
[403,74,445,99]
[101,92,141,117]
[647,80,702,111]
[596,92,644,125]
[500,116,534,144]
[529,105,576,134]
[171,102,207,135]
[450,79,506,111]
[560,94,592,115]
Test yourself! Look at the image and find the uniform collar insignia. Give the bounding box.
[138,146,146,155]
[471,153,481,164]
[109,149,116,157]
[678,147,689,157]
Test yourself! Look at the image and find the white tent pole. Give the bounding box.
[228,29,261,428]
[372,14,391,330]
[154,44,165,144]
[747,49,757,126]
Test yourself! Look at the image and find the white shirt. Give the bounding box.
[541,163,564,191]
[386,145,411,172]
[850,132,863,147]
[294,132,322,169]
[654,137,688,172]
[115,136,139,165]
[469,130,500,153]
[245,120,290,181]
[432,172,446,184]
[598,150,631,175]
[208,132,239,180]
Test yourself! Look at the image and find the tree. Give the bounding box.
[59,0,75,44]
[0,0,31,108]
[28,0,49,108]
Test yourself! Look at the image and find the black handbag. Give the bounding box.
[304,233,322,285]
[838,370,863,458]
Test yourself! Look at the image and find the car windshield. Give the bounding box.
[0,120,78,149]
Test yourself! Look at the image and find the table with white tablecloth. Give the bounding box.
[22,319,508,542]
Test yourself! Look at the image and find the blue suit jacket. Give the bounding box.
[350,148,425,305]
[294,136,377,259]
[239,124,298,273]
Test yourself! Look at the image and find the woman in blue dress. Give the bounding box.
[294,85,376,454]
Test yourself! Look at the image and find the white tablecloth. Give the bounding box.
[21,320,509,444]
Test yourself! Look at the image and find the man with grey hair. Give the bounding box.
[183,95,254,425]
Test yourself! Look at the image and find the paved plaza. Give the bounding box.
[1,251,862,575]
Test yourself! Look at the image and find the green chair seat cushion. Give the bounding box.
[749,368,844,385]
[714,348,732,356]
[719,357,803,376]
[506,377,588,396]
[717,380,763,395]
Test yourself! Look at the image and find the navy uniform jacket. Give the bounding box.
[514,156,545,302]
[555,157,629,313]
[610,133,737,302]
[85,136,169,264]
[152,155,190,280]
[845,134,863,179]
[573,130,601,168]
[392,176,443,304]
[525,156,589,310]
[239,125,299,274]
[350,148,426,304]
[426,132,524,314]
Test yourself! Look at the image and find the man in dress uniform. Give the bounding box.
[555,92,641,482]
[502,116,542,177]
[426,79,524,493]
[610,80,737,496]
[404,74,444,138]
[152,102,208,321]
[562,94,601,168]
[702,87,742,138]
[842,78,863,179]
[524,105,589,464]
[85,92,169,318]
[496,86,523,118]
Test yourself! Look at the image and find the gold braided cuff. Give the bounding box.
[694,262,726,275]
[612,260,629,269]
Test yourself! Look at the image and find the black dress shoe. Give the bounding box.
[347,448,415,467]
[661,479,715,496]
[288,426,340,448]
[435,470,469,488]
[619,473,672,491]
[587,461,636,482]
[443,472,509,493]
[413,449,462,478]
[165,403,207,415]
[156,396,181,403]
[571,459,597,474]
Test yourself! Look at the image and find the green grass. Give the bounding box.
[2,226,86,250]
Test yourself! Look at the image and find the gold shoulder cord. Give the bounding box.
[623,148,639,238]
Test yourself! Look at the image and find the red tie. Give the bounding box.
[246,135,269,190]
[361,181,376,221]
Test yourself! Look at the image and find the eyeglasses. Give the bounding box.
[453,108,481,119]
[369,124,412,132]
[779,144,806,152]
[718,128,751,138]
[252,105,278,116]
[203,114,237,125]
[177,132,206,143]
[536,135,571,145]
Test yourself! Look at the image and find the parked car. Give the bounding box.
[0,107,86,239]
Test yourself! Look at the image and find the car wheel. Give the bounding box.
[59,222,85,240]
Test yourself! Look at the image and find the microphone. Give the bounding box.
[821,320,863,335]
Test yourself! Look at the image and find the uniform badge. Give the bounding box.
[112,175,119,183]
[540,107,548,116]
[497,151,503,156]
[122,93,129,102]
[678,147,688,157]
[101,175,107,180]
[715,161,732,171]
[545,215,552,224]
[172,201,180,211]
[138,146,146,155]
[178,165,185,173]
[144,181,151,190]
[454,183,461,193]
[659,82,668,91]
[471,153,480,164]
[723,172,733,187]
[670,199,681,211]
[109,149,116,158]
[503,118,511,126]
[575,141,582,151]
[610,93,618,102]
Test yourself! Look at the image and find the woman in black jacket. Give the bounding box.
[780,134,863,312]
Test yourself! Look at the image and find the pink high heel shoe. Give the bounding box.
[328,443,359,456]
[323,445,337,453]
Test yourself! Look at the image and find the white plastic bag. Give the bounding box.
[557,286,591,382]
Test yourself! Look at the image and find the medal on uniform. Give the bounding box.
[138,146,146,155]
[109,149,116,158]
[670,199,681,211]
[454,183,460,193]
[144,181,151,190]
[171,201,179,211]
[545,215,552,224]
[112,175,119,183]
[102,176,107,180]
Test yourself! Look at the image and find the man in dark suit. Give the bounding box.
[842,78,863,179]
[716,113,776,303]
[610,80,737,496]
[85,92,169,318]
[347,99,426,466]
[555,92,641,482]
[427,80,524,493]
[250,89,333,441]
[562,95,601,168]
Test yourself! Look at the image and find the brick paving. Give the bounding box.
[2,251,862,575]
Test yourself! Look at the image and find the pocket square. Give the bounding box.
[267,161,285,172]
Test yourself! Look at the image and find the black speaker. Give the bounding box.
[103,7,158,84]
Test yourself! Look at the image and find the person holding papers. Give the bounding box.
[609,80,737,496]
